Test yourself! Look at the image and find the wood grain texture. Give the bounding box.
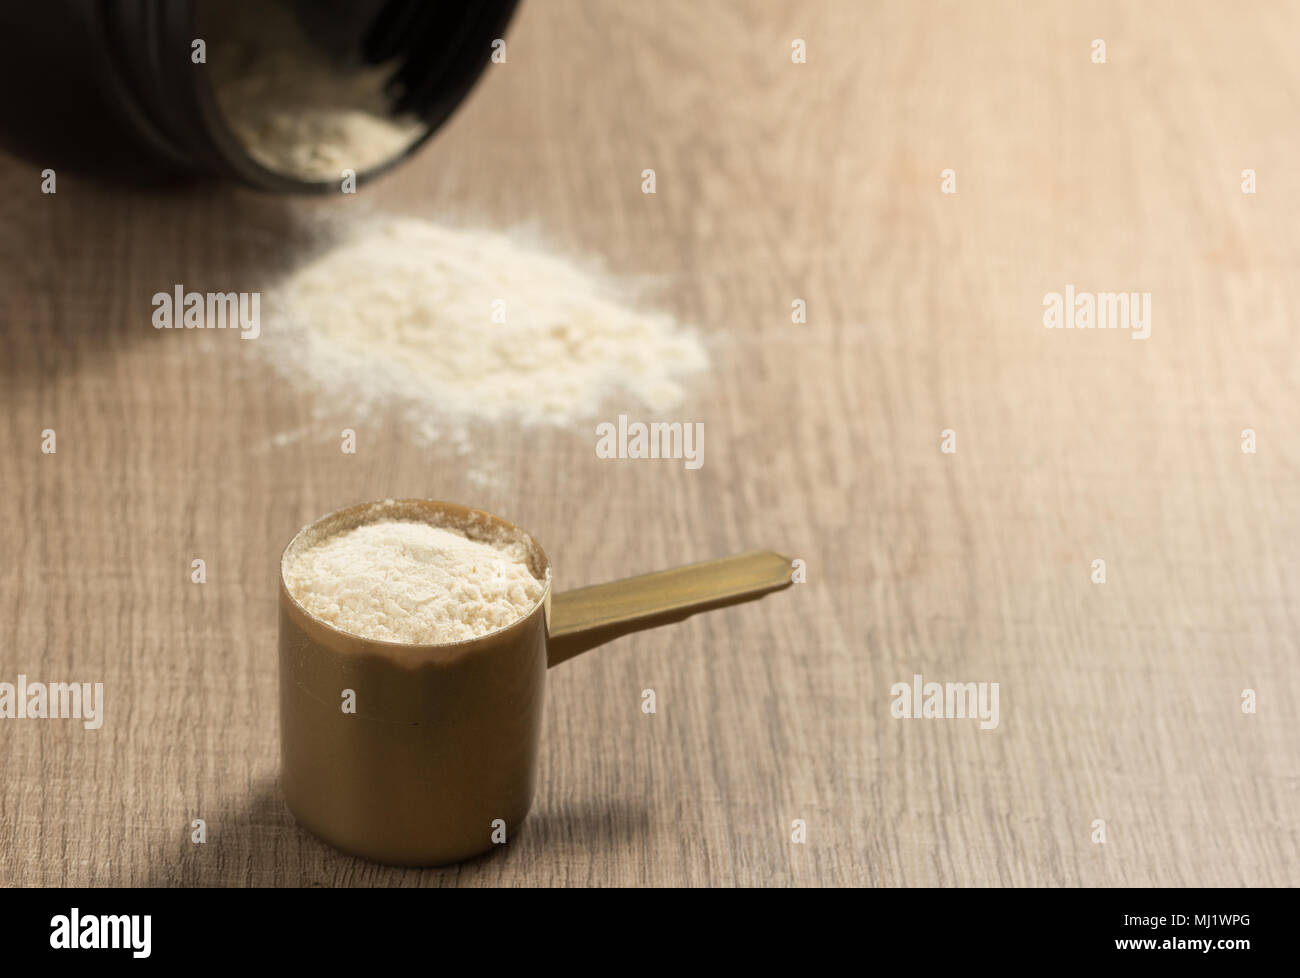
[1,0,1298,887]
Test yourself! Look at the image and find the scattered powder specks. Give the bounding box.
[264,217,710,451]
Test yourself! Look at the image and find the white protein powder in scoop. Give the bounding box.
[284,520,547,644]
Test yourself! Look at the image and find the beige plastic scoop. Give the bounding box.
[547,549,794,665]
[279,499,793,865]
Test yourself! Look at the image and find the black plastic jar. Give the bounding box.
[0,0,519,193]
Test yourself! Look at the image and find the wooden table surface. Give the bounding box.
[2,0,1298,887]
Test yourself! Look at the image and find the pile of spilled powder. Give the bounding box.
[266,216,710,451]
[283,520,546,644]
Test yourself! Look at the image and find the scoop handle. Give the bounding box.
[545,550,793,666]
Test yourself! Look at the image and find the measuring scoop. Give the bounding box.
[279,498,793,865]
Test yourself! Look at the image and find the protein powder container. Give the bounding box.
[0,0,518,192]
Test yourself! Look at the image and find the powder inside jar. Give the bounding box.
[207,0,425,182]
[283,519,546,644]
